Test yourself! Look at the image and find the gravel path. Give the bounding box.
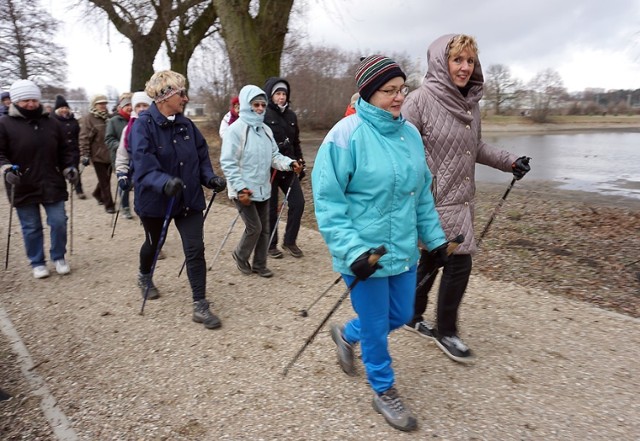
[1,166,639,440]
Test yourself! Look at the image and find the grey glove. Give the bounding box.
[63,167,79,186]
[3,165,21,186]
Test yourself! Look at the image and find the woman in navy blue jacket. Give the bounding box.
[130,70,227,329]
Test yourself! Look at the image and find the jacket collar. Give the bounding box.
[355,98,406,135]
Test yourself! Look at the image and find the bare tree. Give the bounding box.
[484,64,522,115]
[527,68,567,122]
[165,1,219,89]
[81,0,208,90]
[0,0,68,89]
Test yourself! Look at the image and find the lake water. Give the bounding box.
[477,130,640,201]
[302,129,640,201]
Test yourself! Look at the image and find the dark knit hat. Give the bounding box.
[54,94,69,110]
[355,55,406,102]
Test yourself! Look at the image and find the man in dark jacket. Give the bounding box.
[263,77,306,259]
[52,95,85,199]
[0,91,10,116]
[0,80,78,279]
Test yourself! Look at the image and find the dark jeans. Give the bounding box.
[411,251,473,336]
[140,211,206,301]
[91,162,114,210]
[269,171,304,248]
[234,199,270,270]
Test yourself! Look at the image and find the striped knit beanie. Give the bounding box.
[355,55,406,102]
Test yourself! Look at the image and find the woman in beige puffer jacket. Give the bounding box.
[402,34,531,363]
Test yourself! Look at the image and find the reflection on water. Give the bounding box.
[477,130,640,200]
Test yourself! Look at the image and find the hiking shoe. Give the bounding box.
[282,243,304,258]
[123,207,133,219]
[232,251,252,275]
[435,335,474,363]
[330,324,356,376]
[403,320,436,340]
[106,207,116,214]
[252,267,274,278]
[268,247,284,259]
[372,387,418,432]
[76,192,87,200]
[193,299,221,329]
[54,259,71,275]
[138,272,160,300]
[33,265,50,279]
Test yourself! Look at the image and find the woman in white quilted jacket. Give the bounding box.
[401,34,531,363]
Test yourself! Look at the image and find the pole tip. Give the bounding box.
[300,310,308,317]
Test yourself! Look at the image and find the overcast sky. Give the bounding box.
[47,0,640,96]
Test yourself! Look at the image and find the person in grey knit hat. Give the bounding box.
[0,79,78,279]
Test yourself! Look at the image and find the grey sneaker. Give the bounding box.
[268,247,284,259]
[193,299,221,329]
[123,207,133,219]
[403,320,436,340]
[330,324,356,376]
[138,272,160,300]
[252,267,274,278]
[435,335,474,364]
[282,243,304,258]
[372,387,418,432]
[232,250,252,275]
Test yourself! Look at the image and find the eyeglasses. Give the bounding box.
[178,88,188,98]
[377,85,410,97]
[251,101,267,109]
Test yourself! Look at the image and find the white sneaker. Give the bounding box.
[33,265,50,279]
[54,259,71,275]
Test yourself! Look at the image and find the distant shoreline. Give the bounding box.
[482,122,640,134]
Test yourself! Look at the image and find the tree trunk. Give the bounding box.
[213,0,294,87]
[130,38,160,91]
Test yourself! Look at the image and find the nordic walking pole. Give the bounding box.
[416,234,465,292]
[178,191,217,277]
[476,157,530,249]
[207,212,240,271]
[139,196,175,316]
[268,173,296,250]
[4,169,18,270]
[283,245,387,377]
[110,187,120,227]
[69,182,74,255]
[300,275,342,317]
[110,188,121,237]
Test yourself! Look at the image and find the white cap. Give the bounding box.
[9,79,41,102]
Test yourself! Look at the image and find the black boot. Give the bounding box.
[138,272,160,300]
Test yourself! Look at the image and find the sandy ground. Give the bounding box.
[1,167,639,440]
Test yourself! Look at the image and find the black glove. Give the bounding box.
[3,166,21,186]
[298,169,306,181]
[512,156,531,180]
[117,173,131,191]
[163,177,184,197]
[431,242,449,269]
[81,156,90,167]
[350,250,383,281]
[63,167,79,186]
[207,176,226,192]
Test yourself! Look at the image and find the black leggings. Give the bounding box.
[139,212,206,301]
[269,171,305,247]
[411,251,473,336]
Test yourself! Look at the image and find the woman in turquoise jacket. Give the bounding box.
[312,56,448,432]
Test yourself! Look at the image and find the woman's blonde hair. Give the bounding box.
[145,70,186,102]
[447,34,479,59]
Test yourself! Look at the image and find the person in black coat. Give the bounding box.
[263,77,306,259]
[52,95,85,198]
[0,80,78,278]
